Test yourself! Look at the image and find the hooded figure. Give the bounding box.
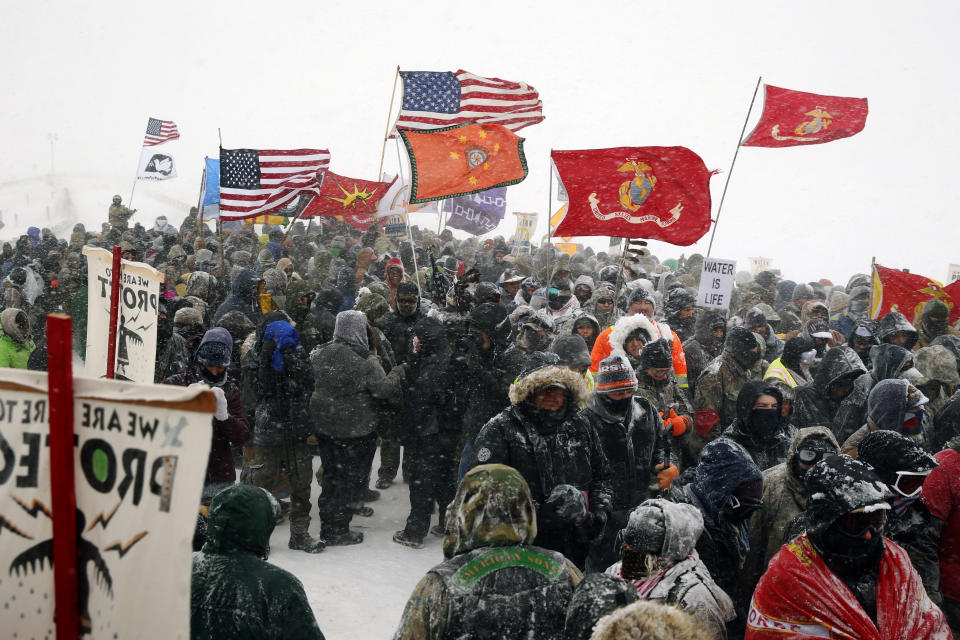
[393,464,582,640]
[846,317,881,366]
[833,343,914,445]
[584,281,619,329]
[191,485,325,640]
[604,499,735,640]
[670,438,763,634]
[916,298,956,349]
[915,344,960,417]
[931,334,960,379]
[0,308,35,368]
[693,327,768,460]
[858,430,942,605]
[589,312,657,372]
[830,285,871,339]
[632,338,694,470]
[471,356,612,569]
[310,310,406,545]
[664,288,697,343]
[682,310,727,396]
[722,380,796,471]
[742,426,840,596]
[842,378,931,455]
[745,305,784,361]
[748,455,948,639]
[550,334,593,373]
[878,311,919,351]
[214,268,262,326]
[792,346,867,433]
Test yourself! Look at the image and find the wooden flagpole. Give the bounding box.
[193,158,207,238]
[393,136,421,292]
[706,75,763,257]
[377,66,401,179]
[546,151,555,283]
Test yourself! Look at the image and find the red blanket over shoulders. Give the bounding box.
[746,533,948,639]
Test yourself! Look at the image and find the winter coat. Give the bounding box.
[720,381,796,472]
[683,311,726,397]
[833,343,912,445]
[933,390,960,453]
[670,438,763,627]
[309,339,404,439]
[605,500,735,640]
[590,315,689,390]
[634,371,694,470]
[472,365,612,564]
[792,346,866,434]
[693,336,768,459]
[923,444,960,603]
[252,323,314,446]
[398,318,458,442]
[213,268,261,326]
[393,464,582,640]
[842,378,934,455]
[191,485,325,640]
[108,203,135,229]
[0,309,35,369]
[747,533,948,640]
[163,368,250,484]
[742,427,839,597]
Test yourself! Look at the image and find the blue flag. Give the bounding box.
[200,157,220,218]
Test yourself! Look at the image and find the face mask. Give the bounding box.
[518,328,550,352]
[901,408,925,436]
[600,394,633,415]
[749,408,781,437]
[397,298,418,317]
[723,494,763,522]
[199,365,226,387]
[733,349,760,370]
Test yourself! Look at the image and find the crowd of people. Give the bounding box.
[2,194,960,639]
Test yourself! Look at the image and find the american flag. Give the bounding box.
[219,148,330,220]
[395,70,544,133]
[143,118,180,146]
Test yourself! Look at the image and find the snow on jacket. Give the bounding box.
[393,464,581,640]
[792,345,866,434]
[191,485,325,640]
[746,533,948,640]
[214,268,261,325]
[742,427,839,596]
[605,499,735,640]
[309,338,404,439]
[832,343,912,445]
[720,380,796,472]
[683,310,726,397]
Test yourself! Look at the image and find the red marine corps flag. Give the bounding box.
[551,147,714,246]
[742,85,868,147]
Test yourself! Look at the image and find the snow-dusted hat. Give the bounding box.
[595,355,637,394]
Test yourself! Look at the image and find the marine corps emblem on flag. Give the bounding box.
[551,146,713,246]
[742,85,868,147]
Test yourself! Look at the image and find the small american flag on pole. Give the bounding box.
[218,148,330,220]
[143,118,180,146]
[395,70,544,133]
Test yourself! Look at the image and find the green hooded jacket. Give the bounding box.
[191,484,325,640]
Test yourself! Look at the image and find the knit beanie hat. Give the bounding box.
[639,339,673,370]
[595,355,638,394]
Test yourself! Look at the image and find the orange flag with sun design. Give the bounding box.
[399,122,528,203]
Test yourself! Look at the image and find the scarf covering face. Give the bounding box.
[263,320,300,372]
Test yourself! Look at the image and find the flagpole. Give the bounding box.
[706,75,763,257]
[194,159,206,237]
[377,66,401,179]
[393,136,421,294]
[547,151,554,283]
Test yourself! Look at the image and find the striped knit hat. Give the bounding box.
[595,355,637,394]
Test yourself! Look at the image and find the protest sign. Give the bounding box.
[697,257,737,309]
[82,246,164,382]
[0,370,213,639]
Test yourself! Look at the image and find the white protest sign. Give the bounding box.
[948,263,960,283]
[0,370,213,640]
[697,257,737,309]
[82,246,164,383]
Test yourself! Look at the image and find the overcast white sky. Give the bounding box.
[2,0,958,285]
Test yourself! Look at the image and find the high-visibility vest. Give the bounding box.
[764,358,798,388]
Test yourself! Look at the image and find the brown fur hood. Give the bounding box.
[508,364,590,407]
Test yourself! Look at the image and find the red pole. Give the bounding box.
[47,313,79,639]
[105,246,122,379]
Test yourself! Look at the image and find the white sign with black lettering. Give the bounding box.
[697,257,737,310]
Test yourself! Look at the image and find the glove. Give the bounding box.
[663,408,690,437]
[544,484,588,525]
[655,463,679,490]
[211,387,229,421]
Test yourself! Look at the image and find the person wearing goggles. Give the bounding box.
[748,455,948,638]
[742,427,840,598]
[858,430,941,604]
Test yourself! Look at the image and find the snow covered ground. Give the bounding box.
[268,455,440,639]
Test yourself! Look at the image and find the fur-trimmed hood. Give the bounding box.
[508,365,590,407]
[607,313,659,360]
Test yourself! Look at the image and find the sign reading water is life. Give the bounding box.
[697,257,737,310]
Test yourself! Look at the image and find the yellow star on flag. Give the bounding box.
[458,135,468,143]
[478,130,487,139]
[494,143,500,153]
[450,151,460,160]
[468,176,478,185]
